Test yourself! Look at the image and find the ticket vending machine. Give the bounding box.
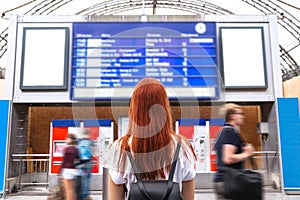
[49,119,113,175]
[176,118,210,172]
[50,120,81,174]
[176,118,225,172]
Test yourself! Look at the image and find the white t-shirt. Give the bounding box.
[108,139,196,192]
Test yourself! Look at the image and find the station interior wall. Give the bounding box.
[26,104,262,167]
[3,68,300,177]
[2,72,299,177]
[22,74,300,173]
[283,75,300,103]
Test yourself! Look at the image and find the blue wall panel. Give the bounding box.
[0,100,10,194]
[277,98,300,192]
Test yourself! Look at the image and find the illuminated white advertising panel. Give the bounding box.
[20,27,69,90]
[220,27,267,88]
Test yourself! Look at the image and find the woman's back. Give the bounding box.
[108,136,196,191]
[106,78,197,200]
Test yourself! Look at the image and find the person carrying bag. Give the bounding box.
[213,103,262,200]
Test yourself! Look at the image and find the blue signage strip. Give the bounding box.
[52,120,81,127]
[0,100,10,194]
[71,22,219,100]
[277,98,300,193]
[178,118,207,126]
[208,118,225,126]
[83,120,112,127]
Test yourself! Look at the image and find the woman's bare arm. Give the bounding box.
[182,179,195,200]
[108,174,125,200]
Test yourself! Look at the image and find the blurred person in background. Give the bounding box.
[213,103,254,200]
[60,133,80,200]
[77,129,94,200]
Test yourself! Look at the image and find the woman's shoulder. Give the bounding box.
[110,137,124,148]
[173,135,196,161]
[174,134,192,147]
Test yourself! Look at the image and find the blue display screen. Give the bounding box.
[71,22,219,100]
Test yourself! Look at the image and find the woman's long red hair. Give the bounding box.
[117,78,195,180]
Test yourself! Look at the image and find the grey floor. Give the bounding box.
[3,187,300,200]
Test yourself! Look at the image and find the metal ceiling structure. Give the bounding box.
[75,0,234,15]
[0,0,300,81]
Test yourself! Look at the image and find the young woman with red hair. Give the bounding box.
[106,78,197,200]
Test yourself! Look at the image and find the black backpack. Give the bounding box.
[127,143,183,200]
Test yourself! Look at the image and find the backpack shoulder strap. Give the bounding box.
[127,141,181,200]
[127,151,153,200]
[127,151,142,182]
[127,142,181,181]
[168,142,181,181]
[161,141,181,199]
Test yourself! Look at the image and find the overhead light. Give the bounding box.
[0,67,5,79]
[140,0,147,22]
[140,14,148,22]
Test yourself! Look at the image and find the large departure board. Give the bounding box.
[71,22,219,100]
